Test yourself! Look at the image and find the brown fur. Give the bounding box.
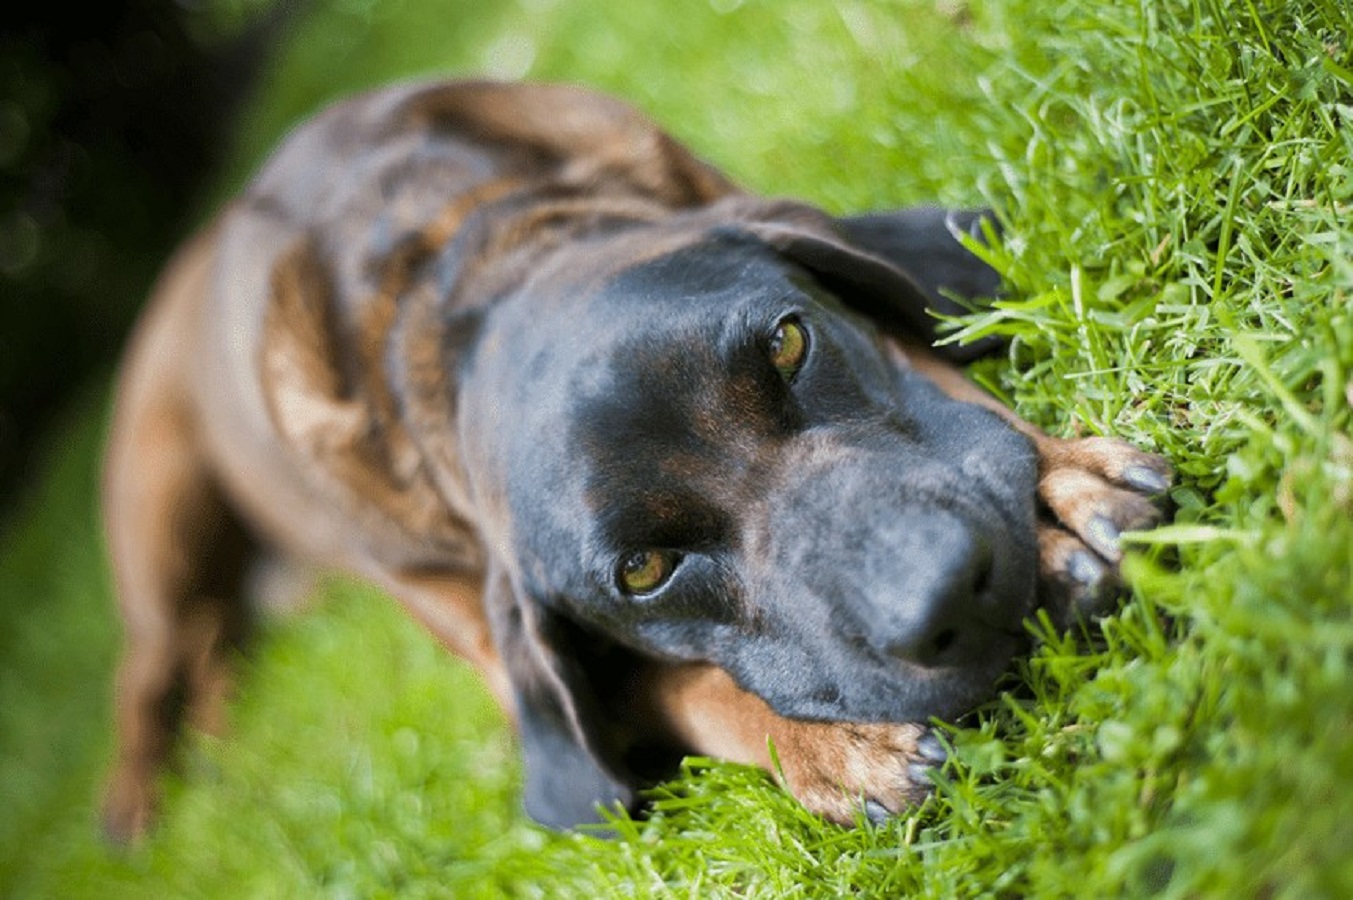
[101,80,1170,842]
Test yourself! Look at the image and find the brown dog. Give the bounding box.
[101,79,1170,842]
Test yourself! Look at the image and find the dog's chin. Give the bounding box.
[732,627,1028,725]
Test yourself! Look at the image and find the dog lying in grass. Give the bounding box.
[101,79,1170,842]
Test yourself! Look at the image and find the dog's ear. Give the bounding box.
[482,565,638,829]
[737,202,1004,362]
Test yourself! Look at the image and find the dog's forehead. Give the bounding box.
[500,230,810,420]
[595,228,796,306]
[486,232,807,574]
[571,236,804,416]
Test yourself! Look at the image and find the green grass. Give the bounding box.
[3,0,1351,896]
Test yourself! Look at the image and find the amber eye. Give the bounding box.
[769,317,808,381]
[617,549,678,595]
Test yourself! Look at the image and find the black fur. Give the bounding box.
[462,204,1038,825]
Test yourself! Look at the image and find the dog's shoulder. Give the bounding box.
[194,81,747,569]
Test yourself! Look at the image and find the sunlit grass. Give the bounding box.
[2,0,1351,896]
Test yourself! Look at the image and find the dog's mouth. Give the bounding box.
[716,498,1041,726]
[835,608,1030,671]
[721,614,1030,726]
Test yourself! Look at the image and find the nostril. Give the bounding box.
[858,517,998,667]
[971,539,995,598]
[931,627,958,657]
[971,563,992,598]
[883,624,963,668]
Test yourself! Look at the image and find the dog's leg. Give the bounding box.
[898,343,1173,625]
[103,405,254,843]
[102,238,254,844]
[640,662,939,825]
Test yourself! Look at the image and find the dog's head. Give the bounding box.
[455,199,1039,827]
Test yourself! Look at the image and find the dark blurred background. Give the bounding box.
[0,1,293,511]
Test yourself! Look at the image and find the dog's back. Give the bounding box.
[99,80,738,840]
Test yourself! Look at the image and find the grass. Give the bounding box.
[2,0,1351,895]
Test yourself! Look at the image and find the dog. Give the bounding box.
[100,79,1170,843]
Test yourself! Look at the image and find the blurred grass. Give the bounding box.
[2,0,1352,896]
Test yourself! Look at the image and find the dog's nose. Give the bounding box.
[865,514,996,668]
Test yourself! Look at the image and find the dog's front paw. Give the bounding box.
[102,765,157,847]
[772,721,944,826]
[1034,435,1172,626]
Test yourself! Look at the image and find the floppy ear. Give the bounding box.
[737,202,1005,362]
[482,564,638,829]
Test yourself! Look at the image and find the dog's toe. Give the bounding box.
[774,721,941,826]
[1039,467,1164,563]
[101,776,156,848]
[1037,525,1124,626]
[1041,435,1173,494]
[1032,434,1172,626]
[866,727,947,824]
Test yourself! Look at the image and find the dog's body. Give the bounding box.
[102,80,1169,842]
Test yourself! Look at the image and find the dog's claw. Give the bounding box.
[906,729,945,796]
[907,761,936,789]
[1122,464,1171,495]
[915,729,948,764]
[863,799,892,825]
[1083,515,1122,561]
[1066,550,1104,586]
[1033,435,1172,625]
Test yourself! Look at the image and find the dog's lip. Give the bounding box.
[837,621,1025,684]
[910,621,1027,667]
[837,614,1027,655]
[765,647,1020,723]
[722,613,1029,724]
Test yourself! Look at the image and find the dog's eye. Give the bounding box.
[617,549,678,595]
[769,317,808,381]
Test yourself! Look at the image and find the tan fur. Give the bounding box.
[640,663,930,824]
[101,80,1168,841]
